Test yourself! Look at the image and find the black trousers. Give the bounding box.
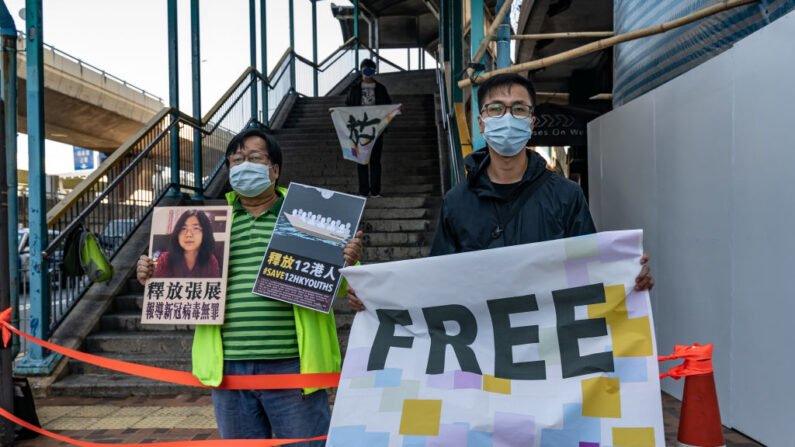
[358,136,384,196]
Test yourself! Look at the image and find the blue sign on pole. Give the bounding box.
[73,147,94,170]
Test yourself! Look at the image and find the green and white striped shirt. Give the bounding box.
[221,193,299,360]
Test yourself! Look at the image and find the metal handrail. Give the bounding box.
[436,64,464,186]
[268,47,293,81]
[47,65,270,227]
[43,40,300,250]
[295,38,407,74]
[357,40,407,72]
[44,116,183,255]
[16,30,163,103]
[44,73,264,255]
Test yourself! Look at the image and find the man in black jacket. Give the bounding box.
[345,58,392,197]
[347,73,653,311]
[432,73,652,285]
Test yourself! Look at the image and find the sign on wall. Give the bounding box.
[329,230,664,446]
[73,147,95,171]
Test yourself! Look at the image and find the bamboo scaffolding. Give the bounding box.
[468,0,514,77]
[589,93,613,101]
[459,0,759,88]
[512,31,614,40]
[537,92,570,99]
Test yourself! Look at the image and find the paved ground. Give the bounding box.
[12,392,763,446]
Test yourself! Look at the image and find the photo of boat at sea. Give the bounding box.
[283,210,352,245]
[253,183,366,313]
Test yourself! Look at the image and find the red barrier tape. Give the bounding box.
[658,344,714,380]
[0,405,326,446]
[0,308,340,390]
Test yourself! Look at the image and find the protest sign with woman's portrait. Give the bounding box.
[154,209,221,278]
[142,206,232,325]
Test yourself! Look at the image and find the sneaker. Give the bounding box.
[371,194,382,198]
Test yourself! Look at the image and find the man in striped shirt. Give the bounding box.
[138,127,362,444]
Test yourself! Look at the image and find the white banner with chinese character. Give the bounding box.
[142,206,232,325]
[330,104,401,164]
[329,230,665,446]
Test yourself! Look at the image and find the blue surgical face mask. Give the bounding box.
[482,114,533,156]
[362,67,376,77]
[229,161,272,197]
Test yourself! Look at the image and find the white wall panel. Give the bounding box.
[729,11,795,446]
[586,10,795,444]
[652,52,735,423]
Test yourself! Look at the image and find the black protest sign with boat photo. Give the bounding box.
[252,183,366,313]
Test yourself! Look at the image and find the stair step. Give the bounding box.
[50,374,209,398]
[115,293,143,311]
[290,174,437,184]
[126,278,145,294]
[363,196,439,209]
[84,331,193,355]
[68,354,192,375]
[363,246,431,262]
[101,312,195,332]
[362,219,431,232]
[283,169,439,179]
[361,231,435,247]
[362,207,433,220]
[279,182,437,196]
[281,158,439,171]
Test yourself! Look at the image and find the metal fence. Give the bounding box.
[14,72,271,360]
[293,40,412,97]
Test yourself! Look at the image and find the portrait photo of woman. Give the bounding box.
[154,210,221,278]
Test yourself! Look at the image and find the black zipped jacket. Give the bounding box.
[430,149,596,256]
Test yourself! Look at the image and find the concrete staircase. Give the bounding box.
[275,92,442,352]
[51,277,202,397]
[49,75,442,397]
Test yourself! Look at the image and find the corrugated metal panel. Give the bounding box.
[612,0,795,106]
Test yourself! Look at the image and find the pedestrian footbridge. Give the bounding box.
[15,33,164,152]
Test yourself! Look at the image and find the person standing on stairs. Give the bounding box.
[136,127,363,445]
[345,58,392,197]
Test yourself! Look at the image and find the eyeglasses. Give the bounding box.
[179,225,203,235]
[481,103,534,119]
[228,152,270,167]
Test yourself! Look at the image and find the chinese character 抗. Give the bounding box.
[346,113,381,147]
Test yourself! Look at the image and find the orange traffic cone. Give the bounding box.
[659,344,725,447]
